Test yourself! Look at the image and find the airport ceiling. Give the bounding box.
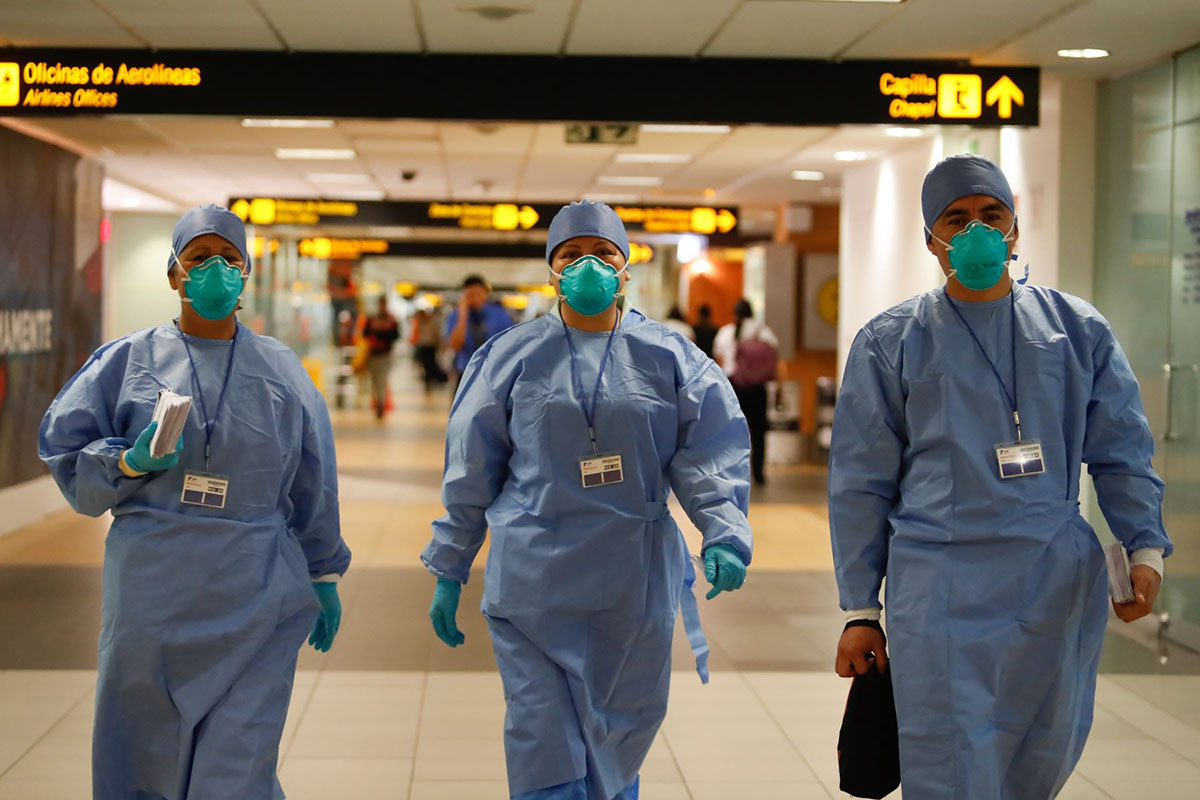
[4,0,1199,218]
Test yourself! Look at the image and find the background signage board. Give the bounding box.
[230,198,740,235]
[4,49,1039,126]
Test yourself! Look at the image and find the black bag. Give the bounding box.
[837,664,901,798]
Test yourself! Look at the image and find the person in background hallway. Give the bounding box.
[446,274,514,397]
[410,305,444,393]
[364,295,400,419]
[692,304,718,359]
[715,299,778,486]
[663,304,695,341]
[829,155,1171,800]
[38,204,350,800]
[423,201,752,800]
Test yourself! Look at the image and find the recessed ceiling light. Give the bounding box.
[1057,48,1110,59]
[457,3,534,21]
[329,190,386,201]
[306,173,372,183]
[276,148,356,160]
[792,170,825,181]
[885,127,924,137]
[640,124,732,134]
[834,151,869,161]
[597,176,664,186]
[242,119,335,128]
[582,193,641,204]
[615,153,692,164]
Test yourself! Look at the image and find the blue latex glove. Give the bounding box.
[430,577,465,647]
[704,544,747,600]
[123,420,183,474]
[308,582,341,652]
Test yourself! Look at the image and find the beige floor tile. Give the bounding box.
[1098,781,1200,800]
[0,751,92,800]
[409,780,511,799]
[278,758,413,800]
[1056,774,1113,799]
[1077,745,1200,783]
[689,781,831,800]
[413,753,508,782]
[639,756,683,782]
[678,754,819,784]
[0,736,34,774]
[640,782,692,799]
[287,728,417,761]
[416,736,506,763]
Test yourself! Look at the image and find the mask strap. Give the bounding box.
[925,226,953,250]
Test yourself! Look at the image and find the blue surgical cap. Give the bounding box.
[920,154,1015,234]
[168,203,251,273]
[545,201,630,264]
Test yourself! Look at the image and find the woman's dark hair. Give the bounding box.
[734,299,753,339]
[667,305,685,322]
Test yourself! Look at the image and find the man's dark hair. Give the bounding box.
[462,274,488,290]
[699,304,712,319]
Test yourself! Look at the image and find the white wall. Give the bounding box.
[105,211,180,340]
[837,135,944,378]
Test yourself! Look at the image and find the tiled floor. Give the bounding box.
[1,374,1198,799]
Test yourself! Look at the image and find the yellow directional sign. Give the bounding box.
[877,68,1034,124]
[230,198,251,222]
[628,243,655,265]
[937,74,982,119]
[0,63,19,106]
[986,76,1024,119]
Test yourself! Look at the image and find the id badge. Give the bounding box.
[579,452,624,488]
[181,472,230,508]
[994,440,1046,479]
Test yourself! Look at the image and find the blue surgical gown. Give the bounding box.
[829,284,1171,799]
[38,322,351,800]
[422,307,752,800]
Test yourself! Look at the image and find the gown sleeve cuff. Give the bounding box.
[1131,548,1165,578]
[845,608,882,623]
[118,451,147,478]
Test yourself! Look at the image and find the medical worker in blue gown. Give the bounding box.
[829,155,1171,799]
[39,204,351,800]
[422,200,754,800]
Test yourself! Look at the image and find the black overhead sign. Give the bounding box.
[1,50,1039,126]
[228,198,740,235]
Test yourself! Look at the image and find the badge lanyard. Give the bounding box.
[561,312,627,488]
[944,289,1046,479]
[180,332,237,473]
[945,288,1021,441]
[561,312,620,455]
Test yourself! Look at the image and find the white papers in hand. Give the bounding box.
[1104,541,1135,605]
[150,389,192,459]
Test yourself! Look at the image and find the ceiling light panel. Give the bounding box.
[614,153,693,164]
[242,119,336,128]
[1056,48,1110,58]
[596,176,664,186]
[566,0,742,57]
[792,170,825,181]
[422,0,572,55]
[841,0,1071,60]
[276,148,357,160]
[305,173,373,183]
[639,124,732,134]
[254,0,422,51]
[706,0,900,59]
